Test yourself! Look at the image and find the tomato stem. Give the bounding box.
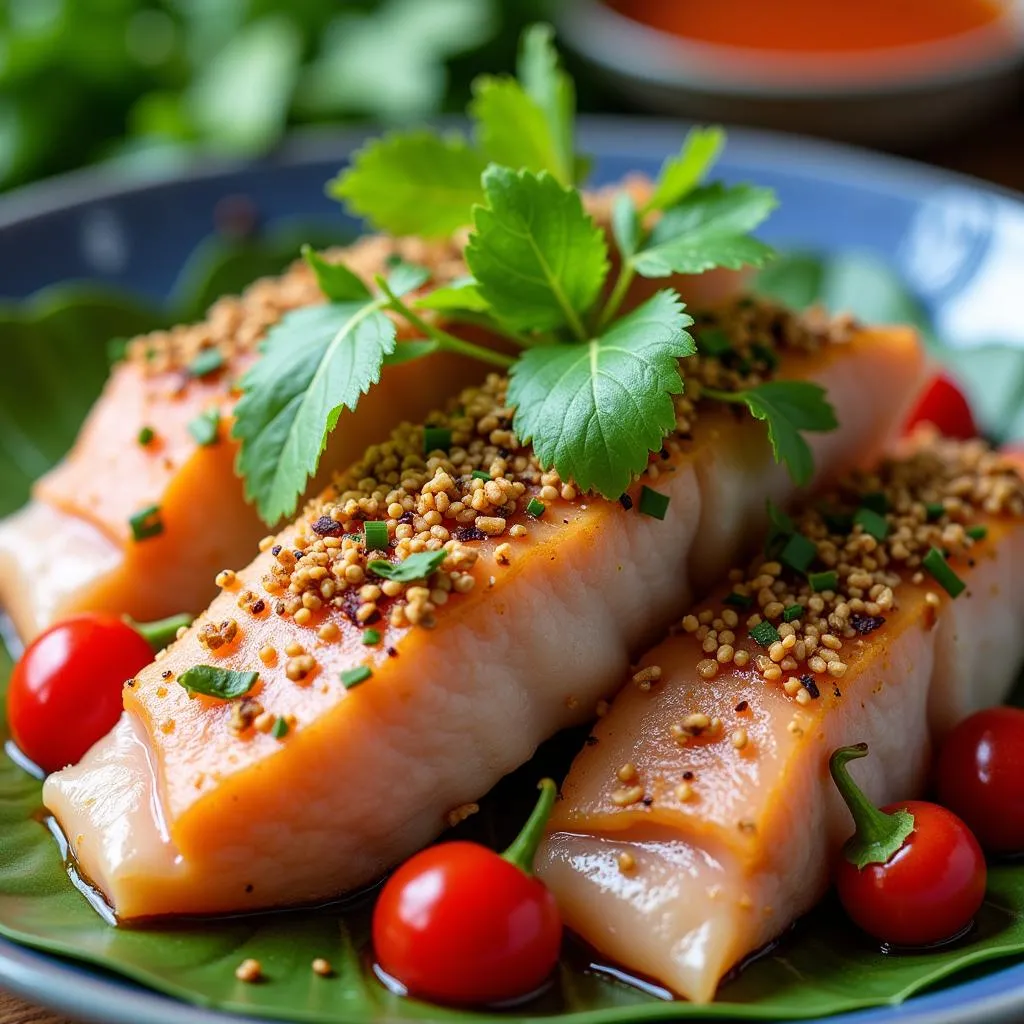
[502,778,558,876]
[126,613,194,652]
[830,744,915,870]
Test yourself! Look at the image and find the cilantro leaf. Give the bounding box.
[517,23,578,185]
[466,166,609,338]
[178,666,258,700]
[328,132,486,238]
[644,126,725,213]
[508,290,695,497]
[470,77,568,184]
[612,192,640,260]
[414,278,490,313]
[367,549,447,582]
[301,245,371,302]
[707,381,838,486]
[233,298,395,524]
[632,184,778,278]
[385,260,430,297]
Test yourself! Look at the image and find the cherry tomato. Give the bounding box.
[936,706,1024,855]
[904,372,977,440]
[6,614,154,774]
[373,780,562,1005]
[831,744,986,947]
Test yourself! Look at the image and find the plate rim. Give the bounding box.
[2,116,1024,1024]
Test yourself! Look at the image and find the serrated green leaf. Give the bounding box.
[178,665,257,700]
[516,23,578,185]
[367,549,446,582]
[509,291,694,497]
[328,132,487,238]
[302,245,371,303]
[466,166,609,337]
[385,260,430,298]
[644,126,725,213]
[5,636,1024,1022]
[383,340,440,366]
[708,381,838,486]
[233,299,396,525]
[612,192,640,259]
[470,76,566,183]
[414,278,490,314]
[633,184,778,278]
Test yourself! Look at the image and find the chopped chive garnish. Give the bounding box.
[923,546,965,598]
[189,348,225,378]
[362,628,382,646]
[861,492,889,516]
[854,507,889,541]
[129,504,164,542]
[925,501,945,521]
[809,570,838,593]
[697,327,732,357]
[966,524,988,541]
[780,532,816,573]
[364,521,389,550]
[526,497,546,517]
[783,604,804,623]
[471,470,492,481]
[638,486,670,520]
[724,591,754,609]
[271,717,289,739]
[187,408,220,446]
[341,665,373,689]
[424,426,451,453]
[137,425,155,446]
[751,620,781,647]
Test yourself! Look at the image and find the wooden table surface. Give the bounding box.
[3,103,1023,1024]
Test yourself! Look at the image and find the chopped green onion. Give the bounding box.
[925,501,945,522]
[129,505,164,542]
[189,348,225,378]
[526,497,546,517]
[966,524,988,541]
[923,547,966,598]
[137,425,155,446]
[271,717,289,739]
[809,570,838,593]
[364,521,389,551]
[638,486,670,520]
[697,327,732,358]
[724,591,754,610]
[362,628,382,646]
[780,532,816,573]
[471,470,492,481]
[751,620,780,647]
[341,665,373,689]
[854,507,889,541]
[424,426,451,453]
[187,408,220,447]
[783,604,804,623]
[861,492,889,516]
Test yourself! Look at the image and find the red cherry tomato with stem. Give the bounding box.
[830,744,986,947]
[373,778,563,1006]
[6,612,192,774]
[936,706,1024,855]
[904,372,977,440]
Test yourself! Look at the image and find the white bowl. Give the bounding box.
[557,0,1024,146]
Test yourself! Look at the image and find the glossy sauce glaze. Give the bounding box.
[609,0,1005,52]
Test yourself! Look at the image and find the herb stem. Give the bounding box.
[126,613,194,652]
[598,260,636,330]
[502,778,558,876]
[379,281,514,369]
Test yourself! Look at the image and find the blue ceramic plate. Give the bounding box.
[2,119,1024,1024]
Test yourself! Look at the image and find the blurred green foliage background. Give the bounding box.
[0,0,584,192]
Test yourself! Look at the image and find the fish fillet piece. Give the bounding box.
[539,439,1024,1003]
[44,305,924,919]
[0,233,486,642]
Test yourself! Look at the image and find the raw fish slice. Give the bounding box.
[45,305,924,919]
[539,437,1024,1002]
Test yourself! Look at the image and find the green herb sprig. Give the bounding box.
[232,26,837,525]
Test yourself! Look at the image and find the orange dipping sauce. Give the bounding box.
[608,0,1005,53]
